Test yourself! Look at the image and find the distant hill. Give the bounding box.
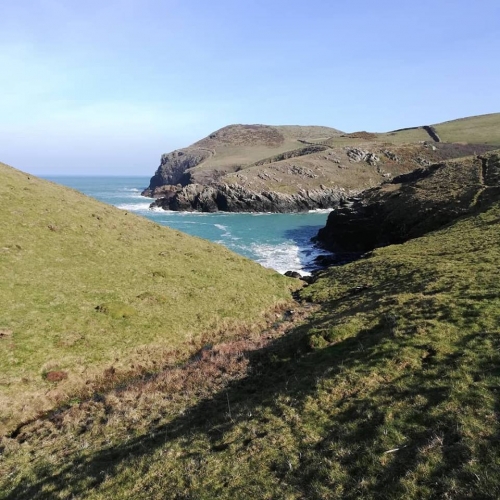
[143,113,500,212]
[0,162,293,436]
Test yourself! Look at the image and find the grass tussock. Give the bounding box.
[2,172,500,497]
[0,162,295,435]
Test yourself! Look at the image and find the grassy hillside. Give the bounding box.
[146,114,500,203]
[0,162,294,436]
[149,124,345,187]
[191,124,343,172]
[322,113,500,147]
[433,113,500,145]
[2,164,500,498]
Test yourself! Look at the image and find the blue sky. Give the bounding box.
[1,0,499,175]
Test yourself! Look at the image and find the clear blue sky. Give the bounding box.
[1,0,499,175]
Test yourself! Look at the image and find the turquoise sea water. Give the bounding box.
[44,176,333,275]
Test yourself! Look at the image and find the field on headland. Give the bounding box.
[144,113,500,213]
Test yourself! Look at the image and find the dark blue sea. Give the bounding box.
[44,176,333,275]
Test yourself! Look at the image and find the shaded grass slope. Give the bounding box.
[3,167,500,498]
[0,162,293,436]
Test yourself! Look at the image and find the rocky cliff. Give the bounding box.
[316,150,500,252]
[150,183,345,213]
[142,148,213,195]
[143,115,500,213]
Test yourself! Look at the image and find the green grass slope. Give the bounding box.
[433,113,500,145]
[0,162,293,436]
[189,124,344,178]
[3,167,500,498]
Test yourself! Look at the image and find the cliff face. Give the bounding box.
[143,148,213,195]
[142,123,347,199]
[150,183,345,213]
[143,115,500,213]
[316,151,500,252]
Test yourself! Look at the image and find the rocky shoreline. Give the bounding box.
[146,182,347,213]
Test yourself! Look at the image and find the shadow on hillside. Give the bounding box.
[6,306,500,498]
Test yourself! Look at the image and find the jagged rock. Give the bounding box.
[286,165,318,178]
[150,183,345,213]
[284,271,302,279]
[316,151,500,252]
[415,157,432,167]
[383,150,401,162]
[142,148,212,196]
[345,148,380,165]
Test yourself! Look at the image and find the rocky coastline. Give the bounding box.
[147,182,346,213]
[315,151,500,252]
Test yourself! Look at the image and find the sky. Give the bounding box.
[1,0,499,175]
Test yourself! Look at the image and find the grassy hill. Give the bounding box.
[145,114,500,203]
[3,152,500,497]
[433,113,500,145]
[324,113,500,147]
[0,162,294,437]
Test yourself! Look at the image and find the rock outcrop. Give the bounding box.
[150,183,345,213]
[316,151,500,252]
[142,116,499,213]
[142,148,213,196]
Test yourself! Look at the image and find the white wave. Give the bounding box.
[168,221,212,225]
[116,202,154,211]
[214,223,231,237]
[251,242,309,275]
[308,208,334,214]
[251,240,335,276]
[176,211,217,216]
[121,188,141,192]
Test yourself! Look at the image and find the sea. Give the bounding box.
[44,176,333,276]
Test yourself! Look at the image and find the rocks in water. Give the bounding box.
[316,151,500,252]
[150,183,344,213]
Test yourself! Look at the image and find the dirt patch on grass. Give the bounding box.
[44,371,68,383]
[0,329,13,339]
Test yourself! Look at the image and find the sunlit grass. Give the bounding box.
[0,162,294,435]
[2,160,500,499]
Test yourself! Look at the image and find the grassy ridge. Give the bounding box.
[434,112,500,145]
[0,163,294,435]
[2,168,500,498]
